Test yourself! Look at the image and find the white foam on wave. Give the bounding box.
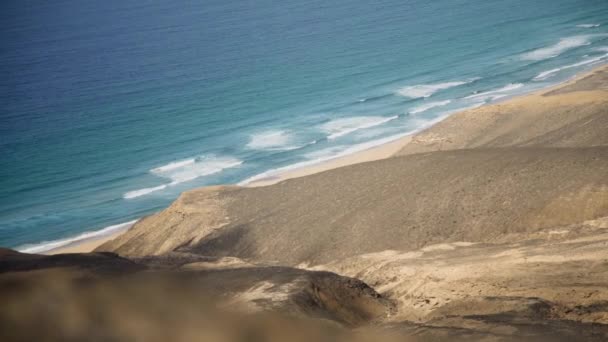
[465,83,525,101]
[123,185,168,199]
[322,115,399,140]
[123,155,243,199]
[534,53,608,81]
[247,130,292,150]
[151,159,196,173]
[239,102,487,186]
[396,79,477,99]
[159,155,243,185]
[16,219,138,254]
[247,130,317,151]
[577,24,600,28]
[409,100,451,114]
[521,36,591,61]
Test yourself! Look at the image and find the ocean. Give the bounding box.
[1,0,608,252]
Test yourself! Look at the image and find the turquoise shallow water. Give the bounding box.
[1,0,608,252]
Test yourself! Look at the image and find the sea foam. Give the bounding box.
[322,115,399,140]
[465,83,524,101]
[409,100,451,114]
[247,130,293,150]
[158,156,243,185]
[16,219,138,254]
[123,155,243,199]
[521,36,591,61]
[247,130,317,151]
[576,24,600,28]
[151,159,196,173]
[534,53,608,81]
[397,81,467,99]
[123,185,168,199]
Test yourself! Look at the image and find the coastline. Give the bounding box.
[40,220,137,255]
[242,135,414,187]
[44,62,608,255]
[46,232,126,255]
[44,137,412,254]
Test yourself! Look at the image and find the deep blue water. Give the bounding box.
[2,0,608,252]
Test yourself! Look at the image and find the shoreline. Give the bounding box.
[43,62,608,255]
[46,232,127,255]
[43,137,413,255]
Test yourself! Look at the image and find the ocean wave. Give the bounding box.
[465,83,524,101]
[409,100,451,114]
[247,130,317,151]
[159,156,243,184]
[247,130,292,150]
[396,79,477,99]
[356,94,393,103]
[151,159,196,173]
[321,115,399,140]
[576,24,600,28]
[16,219,138,254]
[123,184,168,199]
[534,53,608,81]
[521,36,591,61]
[123,155,243,199]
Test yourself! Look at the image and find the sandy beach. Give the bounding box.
[46,233,126,255]
[45,63,608,255]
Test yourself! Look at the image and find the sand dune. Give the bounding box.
[97,146,608,265]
